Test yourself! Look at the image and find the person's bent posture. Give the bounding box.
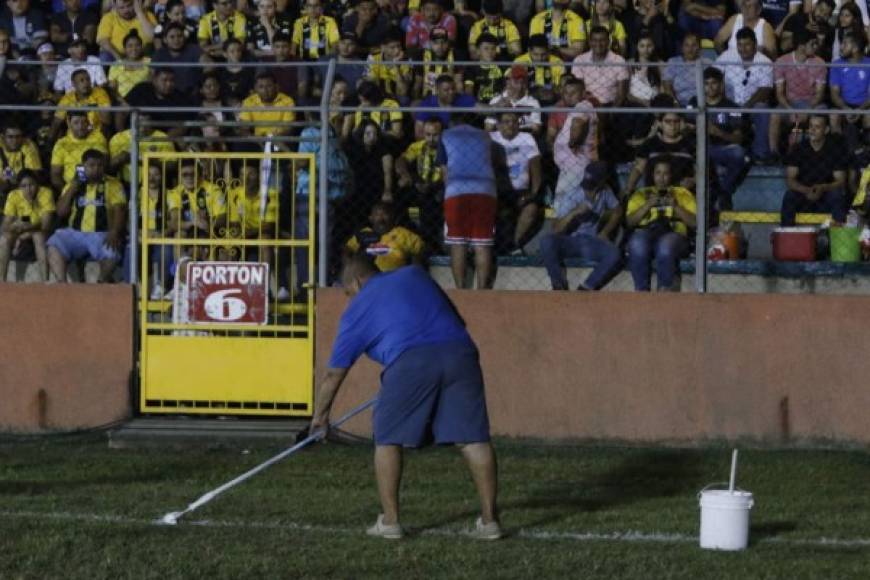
[311,255,501,540]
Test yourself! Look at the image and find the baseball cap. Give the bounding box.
[430,27,449,41]
[581,161,609,190]
[37,42,55,55]
[340,31,358,42]
[505,64,528,80]
[482,0,503,15]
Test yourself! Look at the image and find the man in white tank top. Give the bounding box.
[714,0,779,58]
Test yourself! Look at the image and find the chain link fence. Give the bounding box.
[2,57,870,294]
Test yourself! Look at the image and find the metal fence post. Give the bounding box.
[694,61,708,293]
[129,110,140,288]
[317,59,337,288]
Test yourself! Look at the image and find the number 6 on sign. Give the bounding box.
[186,261,270,325]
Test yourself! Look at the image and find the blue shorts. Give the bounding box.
[47,229,118,262]
[373,340,491,447]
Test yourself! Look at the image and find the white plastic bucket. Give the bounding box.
[698,486,754,551]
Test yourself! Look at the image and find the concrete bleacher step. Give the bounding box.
[732,166,786,212]
[4,260,104,283]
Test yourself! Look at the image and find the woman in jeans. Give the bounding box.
[625,156,696,291]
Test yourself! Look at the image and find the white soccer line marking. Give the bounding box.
[2,510,870,548]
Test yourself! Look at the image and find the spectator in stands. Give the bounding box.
[690,67,749,212]
[238,71,296,147]
[396,116,444,252]
[622,110,695,197]
[333,31,365,96]
[34,42,58,103]
[539,160,622,291]
[153,0,198,52]
[293,0,340,98]
[468,0,522,60]
[829,32,870,149]
[125,68,196,139]
[54,37,106,94]
[663,32,700,106]
[345,119,394,239]
[341,0,389,56]
[625,156,696,291]
[625,0,673,60]
[584,0,627,56]
[759,0,800,30]
[259,31,298,98]
[514,34,564,106]
[553,76,599,202]
[108,113,175,186]
[220,38,256,102]
[51,69,112,142]
[571,26,628,108]
[227,162,278,264]
[415,73,476,138]
[49,0,99,58]
[414,26,461,100]
[485,65,542,136]
[780,114,848,226]
[166,157,227,241]
[152,22,205,97]
[0,0,49,55]
[716,27,774,162]
[677,0,727,42]
[714,0,777,58]
[127,162,174,297]
[770,29,826,158]
[246,0,292,58]
[108,31,150,102]
[626,31,663,147]
[0,169,54,282]
[778,0,834,55]
[366,28,413,101]
[342,79,403,144]
[491,110,542,254]
[405,0,455,54]
[47,149,126,283]
[529,0,585,60]
[50,110,107,191]
[464,33,504,103]
[438,112,498,289]
[831,1,867,62]
[197,0,246,59]
[344,201,425,271]
[97,0,156,62]
[0,122,42,193]
[195,73,226,121]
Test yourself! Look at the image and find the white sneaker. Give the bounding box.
[276,287,291,302]
[163,287,176,301]
[366,514,403,539]
[469,517,503,540]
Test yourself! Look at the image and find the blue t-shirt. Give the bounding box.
[829,57,870,107]
[415,94,477,127]
[436,125,497,199]
[328,266,474,369]
[554,186,619,237]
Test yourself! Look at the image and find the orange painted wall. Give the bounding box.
[317,289,870,444]
[0,285,134,433]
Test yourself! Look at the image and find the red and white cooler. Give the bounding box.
[771,227,818,261]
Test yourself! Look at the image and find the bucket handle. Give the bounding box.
[697,482,750,500]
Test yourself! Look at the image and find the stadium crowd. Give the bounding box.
[1,0,870,291]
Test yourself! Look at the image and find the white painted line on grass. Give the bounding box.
[2,510,869,548]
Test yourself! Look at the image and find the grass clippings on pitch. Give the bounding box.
[1,434,869,579]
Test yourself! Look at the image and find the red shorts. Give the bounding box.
[443,194,496,246]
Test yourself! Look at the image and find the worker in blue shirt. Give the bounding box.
[311,255,501,540]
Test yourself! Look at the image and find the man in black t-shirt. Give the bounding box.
[691,67,750,211]
[621,111,696,198]
[781,114,847,226]
[125,68,195,139]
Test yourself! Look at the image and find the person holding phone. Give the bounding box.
[0,170,55,282]
[625,156,696,291]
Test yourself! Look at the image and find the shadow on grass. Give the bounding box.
[750,520,798,543]
[418,449,708,533]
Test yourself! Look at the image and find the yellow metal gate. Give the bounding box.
[138,151,315,416]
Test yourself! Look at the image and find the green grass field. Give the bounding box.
[1,433,869,579]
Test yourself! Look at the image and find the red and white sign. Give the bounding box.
[186,261,270,325]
